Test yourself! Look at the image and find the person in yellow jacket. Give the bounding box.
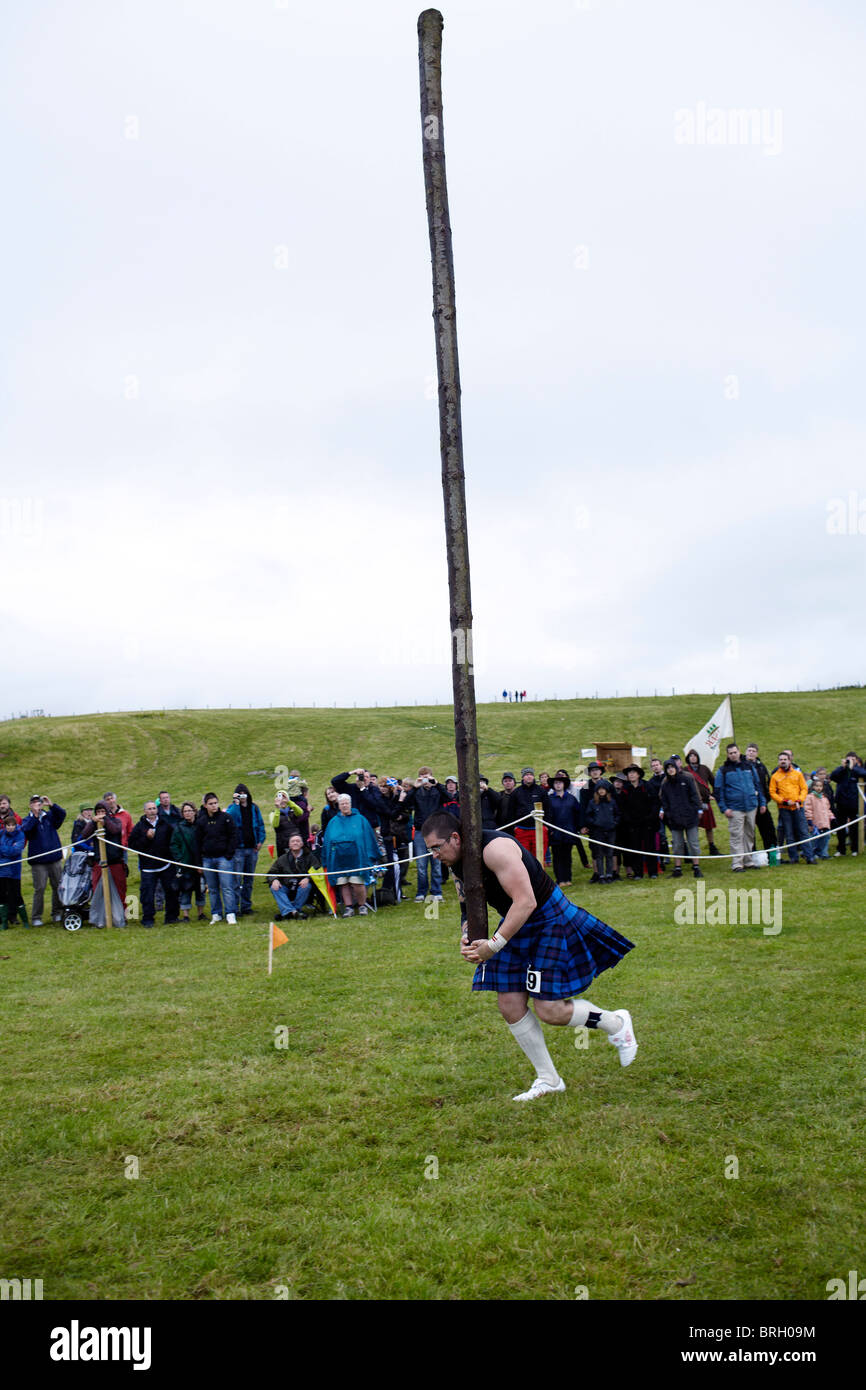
[769,753,816,864]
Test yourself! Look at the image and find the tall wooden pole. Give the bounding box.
[418,9,486,941]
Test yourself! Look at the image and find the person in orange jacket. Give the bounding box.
[769,753,815,864]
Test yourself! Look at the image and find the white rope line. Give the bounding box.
[534,809,866,861]
[4,797,863,875]
[83,834,412,879]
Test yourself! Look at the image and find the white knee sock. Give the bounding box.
[507,1010,561,1085]
[568,999,623,1036]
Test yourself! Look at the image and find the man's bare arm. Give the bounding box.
[481,837,536,941]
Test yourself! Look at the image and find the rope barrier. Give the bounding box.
[3,796,864,877]
[532,814,866,861]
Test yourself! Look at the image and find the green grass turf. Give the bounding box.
[0,693,864,1299]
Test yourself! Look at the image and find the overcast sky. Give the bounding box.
[3,0,865,717]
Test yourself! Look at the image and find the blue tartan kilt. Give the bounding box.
[472,886,634,999]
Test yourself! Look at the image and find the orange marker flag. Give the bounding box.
[268,921,289,975]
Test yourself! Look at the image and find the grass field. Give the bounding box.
[1,692,864,1300]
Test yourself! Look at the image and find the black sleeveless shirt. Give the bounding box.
[454,829,554,920]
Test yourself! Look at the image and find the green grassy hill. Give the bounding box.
[1,689,864,821]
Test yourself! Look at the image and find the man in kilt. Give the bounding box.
[422,812,637,1101]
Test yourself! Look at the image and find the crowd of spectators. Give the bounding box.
[1,745,864,930]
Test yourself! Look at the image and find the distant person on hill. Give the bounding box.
[20,795,66,926]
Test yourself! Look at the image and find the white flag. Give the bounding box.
[684,696,734,770]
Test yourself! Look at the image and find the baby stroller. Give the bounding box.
[58,849,93,931]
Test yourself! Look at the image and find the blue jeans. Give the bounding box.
[812,829,831,859]
[778,807,815,862]
[202,857,237,917]
[270,880,312,917]
[413,829,441,897]
[232,846,259,913]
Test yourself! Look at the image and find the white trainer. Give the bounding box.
[226,913,237,925]
[210,914,222,925]
[512,1076,566,1102]
[608,1009,638,1067]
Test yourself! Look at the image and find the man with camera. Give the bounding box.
[20,795,66,925]
[405,767,446,902]
[829,753,866,856]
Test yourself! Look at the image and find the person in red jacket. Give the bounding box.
[103,792,133,845]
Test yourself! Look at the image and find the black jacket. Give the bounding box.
[829,763,866,811]
[480,786,501,830]
[646,773,665,817]
[745,757,772,803]
[619,782,654,830]
[195,808,237,860]
[660,772,702,829]
[584,796,619,832]
[546,789,580,843]
[385,792,413,841]
[496,787,519,830]
[405,781,447,832]
[512,781,549,830]
[129,815,175,871]
[578,779,612,826]
[270,846,320,887]
[331,773,384,828]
